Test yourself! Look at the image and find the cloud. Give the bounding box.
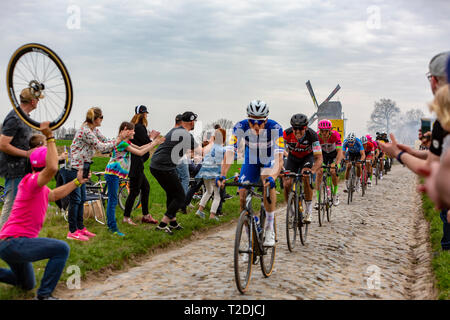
[0,0,448,139]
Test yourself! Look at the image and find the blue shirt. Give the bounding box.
[225,119,284,165]
[343,138,364,154]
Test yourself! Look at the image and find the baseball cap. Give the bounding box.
[181,111,198,122]
[447,55,450,83]
[135,105,149,114]
[20,87,44,103]
[30,146,47,169]
[429,51,450,77]
[175,114,183,123]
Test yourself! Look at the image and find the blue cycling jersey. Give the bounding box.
[225,119,284,165]
[343,138,364,153]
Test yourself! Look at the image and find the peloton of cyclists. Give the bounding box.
[343,133,366,193]
[217,100,284,247]
[315,119,344,206]
[282,114,323,224]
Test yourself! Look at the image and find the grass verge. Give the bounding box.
[421,193,450,300]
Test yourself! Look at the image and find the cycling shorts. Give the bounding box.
[238,159,276,187]
[285,153,314,174]
[346,152,361,162]
[322,150,337,165]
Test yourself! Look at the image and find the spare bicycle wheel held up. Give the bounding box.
[6,43,73,130]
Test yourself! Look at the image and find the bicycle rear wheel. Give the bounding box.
[234,210,253,294]
[118,183,141,211]
[6,43,73,130]
[286,191,298,252]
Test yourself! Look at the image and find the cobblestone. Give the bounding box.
[56,166,436,300]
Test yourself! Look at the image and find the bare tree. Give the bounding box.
[367,98,400,134]
[392,108,424,145]
[201,118,234,142]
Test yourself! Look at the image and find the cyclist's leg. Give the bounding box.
[300,154,314,220]
[344,153,351,190]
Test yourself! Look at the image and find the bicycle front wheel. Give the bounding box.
[318,183,327,227]
[260,215,276,277]
[286,191,298,252]
[6,43,73,130]
[234,210,253,294]
[298,195,308,245]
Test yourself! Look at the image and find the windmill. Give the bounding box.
[306,80,342,124]
[305,80,346,139]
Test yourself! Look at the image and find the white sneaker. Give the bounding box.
[379,173,383,180]
[368,180,372,187]
[263,229,276,247]
[303,212,312,224]
[333,195,340,206]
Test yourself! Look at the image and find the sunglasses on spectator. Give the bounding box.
[426,72,433,81]
[248,118,266,126]
[97,115,104,119]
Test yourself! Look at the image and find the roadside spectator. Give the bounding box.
[195,128,226,221]
[173,114,190,214]
[0,122,90,300]
[104,122,164,236]
[381,51,450,251]
[0,88,36,228]
[123,105,161,225]
[150,111,202,234]
[60,107,119,241]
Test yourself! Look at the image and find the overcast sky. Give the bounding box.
[1,0,449,139]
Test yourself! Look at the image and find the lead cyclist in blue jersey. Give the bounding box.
[217,100,284,247]
[343,132,366,193]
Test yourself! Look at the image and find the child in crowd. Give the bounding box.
[104,122,164,236]
[195,128,226,221]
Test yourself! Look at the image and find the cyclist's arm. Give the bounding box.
[220,149,235,177]
[335,148,344,166]
[359,150,366,162]
[311,152,323,174]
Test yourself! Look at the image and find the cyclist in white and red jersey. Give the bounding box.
[316,119,344,206]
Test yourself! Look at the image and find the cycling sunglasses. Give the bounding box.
[293,126,307,131]
[248,118,267,126]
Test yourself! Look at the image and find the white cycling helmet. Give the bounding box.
[347,132,356,142]
[247,100,269,118]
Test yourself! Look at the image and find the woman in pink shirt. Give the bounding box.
[0,122,89,300]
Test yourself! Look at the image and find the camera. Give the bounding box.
[82,161,91,179]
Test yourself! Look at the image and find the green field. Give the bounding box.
[0,151,285,300]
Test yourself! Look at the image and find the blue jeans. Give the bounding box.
[0,237,70,297]
[0,177,23,228]
[176,162,189,195]
[440,209,450,250]
[60,168,86,233]
[105,174,119,232]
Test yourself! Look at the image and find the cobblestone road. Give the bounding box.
[57,165,436,300]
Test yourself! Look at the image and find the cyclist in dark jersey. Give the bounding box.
[283,114,323,223]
